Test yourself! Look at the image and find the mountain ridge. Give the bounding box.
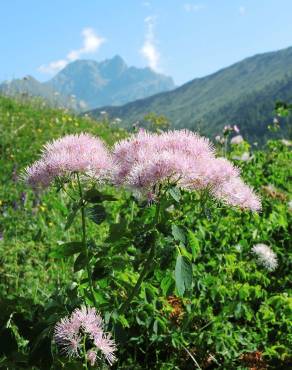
[0,56,175,110]
[88,46,292,141]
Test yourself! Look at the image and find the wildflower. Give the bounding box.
[252,244,278,271]
[232,152,251,162]
[230,135,244,145]
[87,350,97,366]
[54,306,117,366]
[24,133,112,189]
[273,117,279,124]
[213,177,261,211]
[233,125,240,133]
[281,139,292,147]
[223,125,233,135]
[113,130,260,211]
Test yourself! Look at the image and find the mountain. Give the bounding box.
[0,76,83,110]
[89,47,292,141]
[46,56,175,109]
[0,56,175,111]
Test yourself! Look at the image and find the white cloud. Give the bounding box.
[140,16,160,72]
[38,28,105,74]
[239,6,246,16]
[184,3,205,12]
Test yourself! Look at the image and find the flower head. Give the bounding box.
[213,177,261,211]
[113,129,260,211]
[54,306,117,366]
[24,133,112,188]
[230,135,244,145]
[252,244,278,271]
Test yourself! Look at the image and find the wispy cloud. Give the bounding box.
[38,28,106,74]
[184,3,205,13]
[239,6,246,16]
[140,16,160,72]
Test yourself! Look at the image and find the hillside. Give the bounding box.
[46,56,175,109]
[0,96,291,369]
[0,76,83,110]
[90,46,292,141]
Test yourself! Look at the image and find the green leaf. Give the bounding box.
[160,275,174,296]
[87,204,107,224]
[51,241,84,258]
[188,230,200,260]
[92,262,111,280]
[168,187,181,202]
[175,255,192,296]
[84,188,116,203]
[172,224,186,245]
[106,219,128,242]
[74,252,87,272]
[65,202,81,230]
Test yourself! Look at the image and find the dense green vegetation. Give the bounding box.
[0,96,291,369]
[94,46,292,142]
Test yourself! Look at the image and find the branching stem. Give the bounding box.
[77,173,97,308]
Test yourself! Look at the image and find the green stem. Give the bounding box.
[119,201,161,314]
[77,173,97,307]
[120,241,156,314]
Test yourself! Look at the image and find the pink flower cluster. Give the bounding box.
[113,130,261,211]
[54,306,116,366]
[24,129,260,211]
[24,133,112,188]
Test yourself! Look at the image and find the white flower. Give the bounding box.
[232,152,251,162]
[252,244,278,271]
[281,139,292,147]
[230,135,244,145]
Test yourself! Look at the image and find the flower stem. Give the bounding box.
[119,202,161,314]
[77,173,97,308]
[119,241,156,314]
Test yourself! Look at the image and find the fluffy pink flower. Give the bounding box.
[112,129,214,185]
[24,133,112,188]
[87,350,97,366]
[113,129,260,211]
[54,306,117,366]
[213,177,261,211]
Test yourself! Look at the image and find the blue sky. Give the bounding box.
[1,0,292,85]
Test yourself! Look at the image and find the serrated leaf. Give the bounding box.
[84,188,116,203]
[172,224,186,245]
[106,219,128,242]
[51,241,84,258]
[175,255,192,296]
[87,204,107,224]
